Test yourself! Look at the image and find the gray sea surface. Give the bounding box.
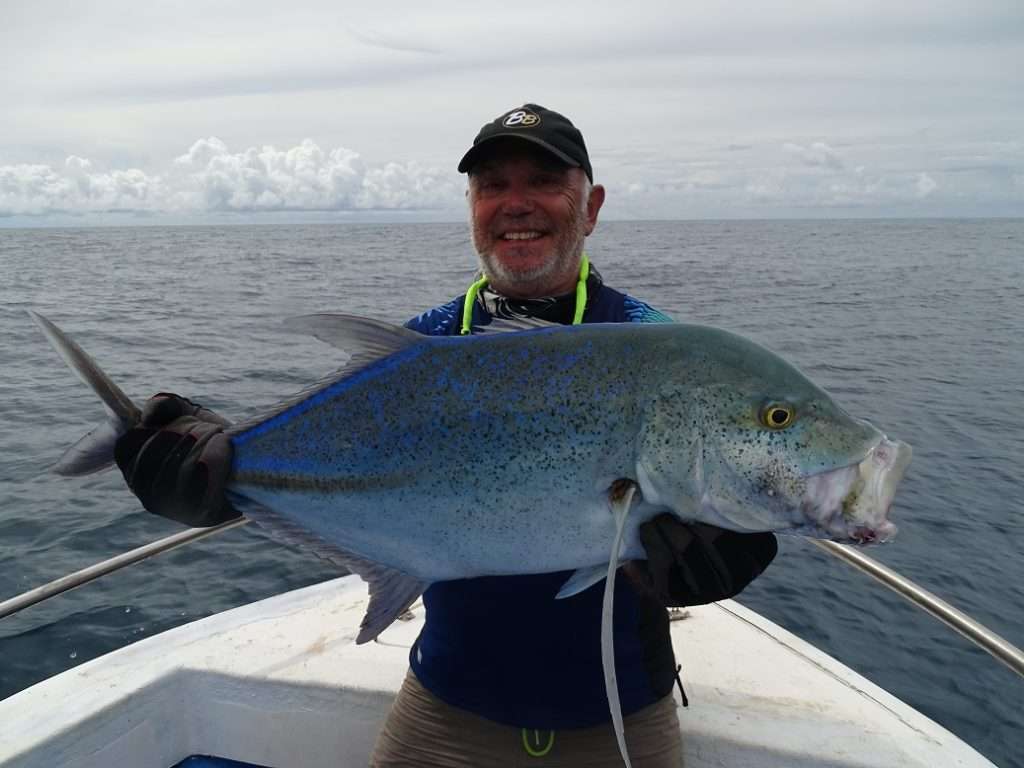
[0,220,1021,767]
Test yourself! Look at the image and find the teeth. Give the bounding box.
[503,231,542,240]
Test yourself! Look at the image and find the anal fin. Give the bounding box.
[227,493,429,644]
[353,556,429,644]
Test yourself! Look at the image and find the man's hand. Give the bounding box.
[114,393,237,527]
[629,514,778,606]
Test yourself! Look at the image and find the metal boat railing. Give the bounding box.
[809,539,1024,677]
[0,518,248,620]
[1,521,1021,678]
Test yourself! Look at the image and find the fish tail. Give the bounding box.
[29,311,142,476]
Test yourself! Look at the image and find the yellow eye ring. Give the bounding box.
[760,403,795,430]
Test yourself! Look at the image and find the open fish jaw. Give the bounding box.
[803,437,912,543]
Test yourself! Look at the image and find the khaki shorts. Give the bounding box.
[369,671,683,767]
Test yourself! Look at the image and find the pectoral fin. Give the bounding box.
[561,565,606,602]
[556,565,609,599]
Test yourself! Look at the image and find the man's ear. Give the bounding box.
[585,184,606,236]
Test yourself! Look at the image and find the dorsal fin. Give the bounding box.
[282,313,425,355]
[228,314,429,438]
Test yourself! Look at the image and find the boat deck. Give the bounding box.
[0,576,995,767]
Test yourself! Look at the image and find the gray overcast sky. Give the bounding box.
[1,0,1022,223]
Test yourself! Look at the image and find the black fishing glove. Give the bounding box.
[631,514,778,607]
[114,393,238,528]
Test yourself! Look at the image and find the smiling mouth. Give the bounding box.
[500,230,545,241]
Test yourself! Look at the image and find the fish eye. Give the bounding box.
[760,403,795,430]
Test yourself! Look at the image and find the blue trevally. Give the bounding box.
[32,311,911,642]
[32,310,913,768]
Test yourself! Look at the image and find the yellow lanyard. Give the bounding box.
[460,254,590,335]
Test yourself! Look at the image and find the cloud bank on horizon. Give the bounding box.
[2,0,1022,221]
[3,134,1019,221]
[0,138,460,217]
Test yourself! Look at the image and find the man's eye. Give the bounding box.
[533,174,561,187]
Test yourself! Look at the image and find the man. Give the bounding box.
[115,104,777,767]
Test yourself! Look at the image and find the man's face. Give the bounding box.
[468,141,604,299]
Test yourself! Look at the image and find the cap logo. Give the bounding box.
[502,109,540,129]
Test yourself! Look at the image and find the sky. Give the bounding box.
[1,0,1022,224]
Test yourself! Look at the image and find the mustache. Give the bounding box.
[489,219,552,235]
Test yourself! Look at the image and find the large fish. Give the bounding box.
[32,311,911,768]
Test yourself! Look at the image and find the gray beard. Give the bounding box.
[472,202,590,293]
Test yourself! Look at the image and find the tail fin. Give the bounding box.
[29,311,142,476]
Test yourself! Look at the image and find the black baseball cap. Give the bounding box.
[458,104,593,182]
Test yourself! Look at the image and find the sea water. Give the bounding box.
[0,219,1021,767]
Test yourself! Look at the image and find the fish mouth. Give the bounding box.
[802,437,913,544]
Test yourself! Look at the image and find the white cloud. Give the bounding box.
[605,135,1020,218]
[1,132,1020,221]
[0,138,463,216]
[358,161,461,210]
[1,1,1020,219]
[916,172,938,197]
[0,157,163,215]
[171,138,366,211]
[783,142,845,171]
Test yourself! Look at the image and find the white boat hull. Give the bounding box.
[0,576,996,768]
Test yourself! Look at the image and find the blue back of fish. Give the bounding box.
[225,321,854,580]
[227,324,666,579]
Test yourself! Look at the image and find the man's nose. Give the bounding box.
[499,184,535,215]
